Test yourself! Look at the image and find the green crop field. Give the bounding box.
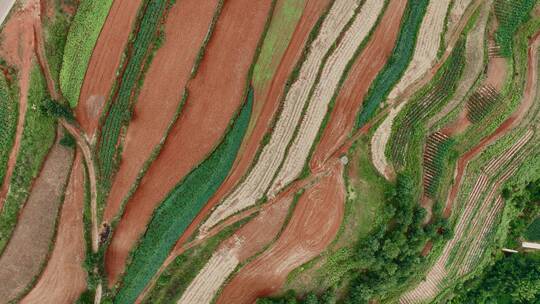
[0,73,17,185]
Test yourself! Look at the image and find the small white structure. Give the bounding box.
[522,242,540,250]
[502,248,519,253]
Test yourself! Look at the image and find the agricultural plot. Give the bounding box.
[1,0,539,303]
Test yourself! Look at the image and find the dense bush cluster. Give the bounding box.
[503,178,540,247]
[494,0,536,58]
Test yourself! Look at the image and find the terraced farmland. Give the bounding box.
[1,0,539,303]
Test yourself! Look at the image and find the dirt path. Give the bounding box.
[0,1,38,209]
[217,162,345,303]
[75,0,143,137]
[105,0,274,286]
[21,151,87,304]
[444,31,540,217]
[103,0,220,224]
[0,127,73,304]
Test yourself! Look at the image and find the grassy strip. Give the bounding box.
[97,0,170,184]
[0,66,56,254]
[494,0,536,58]
[59,0,113,107]
[113,90,253,304]
[0,72,17,185]
[354,0,429,128]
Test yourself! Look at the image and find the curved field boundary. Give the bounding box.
[20,151,87,304]
[104,0,274,288]
[269,0,386,196]
[103,0,221,224]
[59,0,113,107]
[112,95,252,304]
[0,127,73,303]
[0,0,16,27]
[201,0,361,232]
[75,0,143,137]
[446,0,474,43]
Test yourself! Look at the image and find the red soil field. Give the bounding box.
[217,162,345,304]
[103,0,219,224]
[167,0,332,256]
[0,2,38,209]
[75,0,143,136]
[21,152,87,304]
[310,0,407,171]
[445,31,540,217]
[105,0,274,286]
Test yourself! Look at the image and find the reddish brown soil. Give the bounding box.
[444,31,540,217]
[217,162,345,304]
[167,0,331,257]
[75,0,143,136]
[103,0,219,224]
[105,0,274,286]
[0,2,38,209]
[310,0,407,171]
[21,151,87,304]
[0,128,73,303]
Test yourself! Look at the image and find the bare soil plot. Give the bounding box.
[21,151,86,304]
[0,1,38,208]
[75,0,143,137]
[0,128,73,303]
[217,162,345,304]
[310,0,408,171]
[105,0,274,286]
[103,0,219,224]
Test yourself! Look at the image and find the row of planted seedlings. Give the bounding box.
[465,84,502,123]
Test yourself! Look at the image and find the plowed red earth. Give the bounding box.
[103,0,219,224]
[168,0,331,256]
[76,0,143,136]
[217,162,345,304]
[105,0,274,286]
[445,31,540,217]
[21,152,86,304]
[0,2,38,208]
[310,0,407,171]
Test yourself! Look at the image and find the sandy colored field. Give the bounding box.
[371,0,451,179]
[310,0,407,171]
[217,162,344,303]
[21,151,86,304]
[269,0,386,195]
[75,0,143,137]
[103,0,219,224]
[201,0,360,232]
[165,0,332,258]
[0,1,38,209]
[105,0,274,286]
[0,128,73,303]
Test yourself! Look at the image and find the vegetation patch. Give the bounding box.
[0,73,17,184]
[114,90,253,304]
[525,217,540,241]
[494,0,536,58]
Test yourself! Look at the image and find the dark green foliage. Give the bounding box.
[504,179,540,247]
[76,290,95,304]
[44,10,72,85]
[526,218,540,241]
[41,98,75,122]
[494,0,536,58]
[355,0,429,128]
[0,73,17,185]
[60,132,76,148]
[448,253,540,303]
[98,0,170,183]
[114,90,253,304]
[257,290,337,304]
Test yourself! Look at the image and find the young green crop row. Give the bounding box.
[355,0,430,128]
[60,0,113,107]
[113,90,253,304]
[0,73,17,185]
[0,67,56,255]
[97,0,170,185]
[494,0,536,58]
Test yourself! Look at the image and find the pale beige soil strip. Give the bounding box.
[370,103,405,179]
[21,151,87,304]
[446,0,474,44]
[269,0,386,195]
[0,0,16,27]
[0,128,73,304]
[201,0,362,232]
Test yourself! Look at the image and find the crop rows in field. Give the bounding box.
[466,84,501,123]
[0,75,17,184]
[494,0,536,58]
[390,41,465,168]
[114,93,252,304]
[423,132,454,197]
[201,0,361,232]
[60,0,113,107]
[355,0,430,128]
[98,0,170,183]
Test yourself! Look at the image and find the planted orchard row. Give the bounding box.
[0,73,17,185]
[466,84,501,123]
[494,0,536,58]
[98,0,171,184]
[355,0,430,128]
[423,132,455,197]
[113,91,252,304]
